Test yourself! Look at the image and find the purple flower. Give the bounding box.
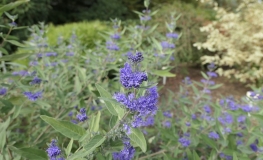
[207,63,216,70]
[223,127,231,134]
[201,79,215,85]
[161,41,175,49]
[106,41,119,51]
[250,143,258,152]
[12,70,31,76]
[208,131,219,140]
[131,116,143,128]
[68,111,73,117]
[119,63,147,88]
[45,52,57,57]
[207,71,217,78]
[46,140,62,159]
[202,88,211,94]
[218,112,233,125]
[127,52,144,63]
[111,33,121,40]
[123,124,131,135]
[236,140,243,145]
[179,137,191,147]
[182,77,192,85]
[29,61,38,66]
[236,132,243,137]
[237,115,246,123]
[112,139,135,160]
[203,105,211,113]
[23,91,42,101]
[76,108,87,122]
[142,9,151,13]
[30,76,42,85]
[71,119,78,124]
[185,122,191,127]
[140,15,151,21]
[241,104,255,112]
[163,111,172,118]
[166,32,179,39]
[144,116,155,126]
[192,114,197,120]
[163,120,171,128]
[220,97,239,110]
[0,88,7,95]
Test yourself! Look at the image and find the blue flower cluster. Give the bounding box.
[111,33,121,40]
[114,86,158,117]
[0,87,7,96]
[166,32,179,39]
[76,108,88,122]
[219,153,233,160]
[106,41,119,51]
[208,131,220,140]
[179,136,191,147]
[112,138,135,160]
[23,91,42,101]
[161,41,175,49]
[30,76,42,85]
[119,63,147,88]
[46,139,64,160]
[127,51,144,63]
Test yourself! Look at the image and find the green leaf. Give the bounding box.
[0,47,8,55]
[0,52,31,61]
[201,135,217,150]
[0,130,6,151]
[0,117,9,151]
[66,139,74,157]
[0,0,30,16]
[200,71,209,80]
[69,135,106,160]
[76,67,87,82]
[128,128,147,152]
[90,111,101,132]
[40,115,86,140]
[83,135,106,150]
[233,152,238,160]
[6,40,26,47]
[193,150,201,160]
[95,84,118,115]
[209,84,223,89]
[151,37,162,51]
[74,76,81,94]
[9,146,48,160]
[152,69,176,77]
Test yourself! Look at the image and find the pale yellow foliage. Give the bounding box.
[194,0,263,83]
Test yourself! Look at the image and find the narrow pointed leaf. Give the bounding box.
[40,115,86,140]
[9,146,48,160]
[128,128,147,152]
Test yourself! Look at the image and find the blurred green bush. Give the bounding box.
[46,21,110,47]
[14,21,111,66]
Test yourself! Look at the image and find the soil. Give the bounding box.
[159,64,250,100]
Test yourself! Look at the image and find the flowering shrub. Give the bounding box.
[1,0,263,160]
[194,0,263,84]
